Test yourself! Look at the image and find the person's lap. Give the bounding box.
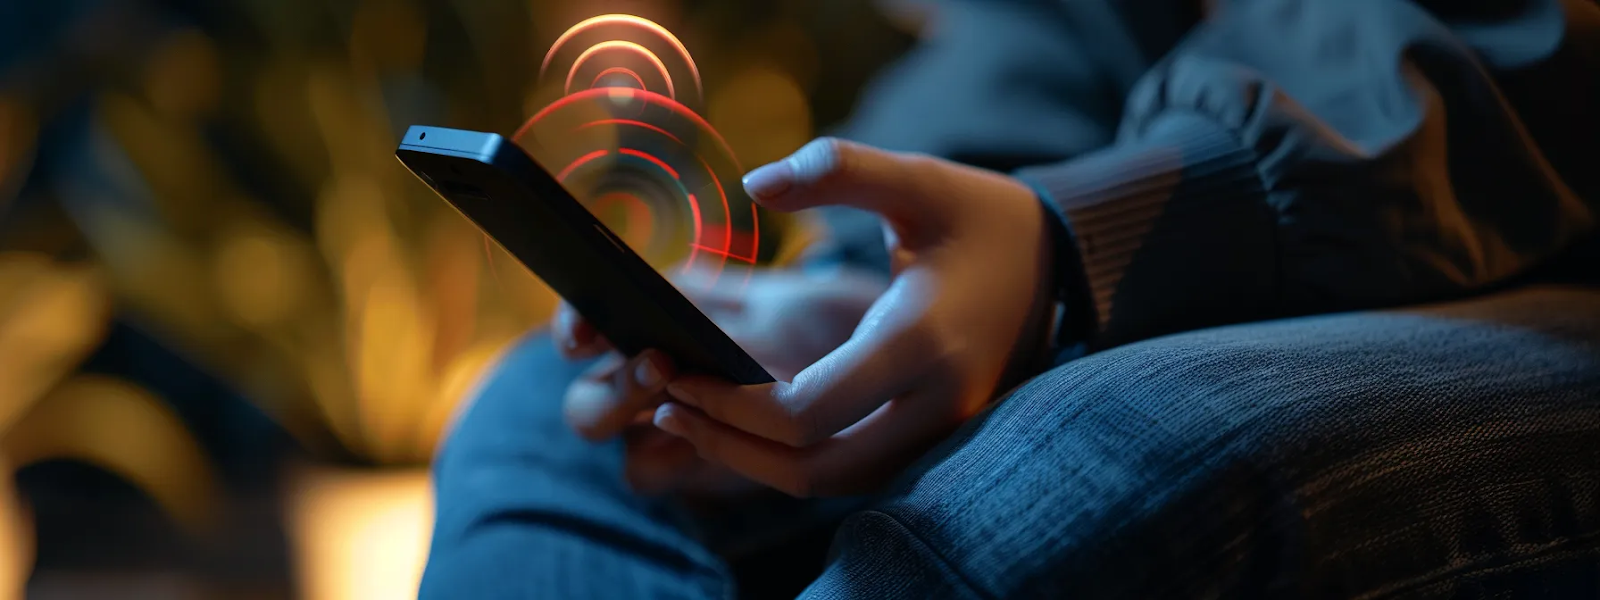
[422,285,1600,599]
[420,335,730,599]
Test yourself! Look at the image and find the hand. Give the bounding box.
[652,138,1057,497]
[554,266,888,495]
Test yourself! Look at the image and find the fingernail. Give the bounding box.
[634,357,662,387]
[563,382,613,427]
[742,161,793,200]
[653,404,686,436]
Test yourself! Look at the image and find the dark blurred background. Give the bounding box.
[0,0,921,597]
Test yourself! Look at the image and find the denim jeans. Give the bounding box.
[420,285,1600,599]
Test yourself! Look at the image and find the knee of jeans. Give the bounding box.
[857,357,1276,598]
[863,302,1600,597]
[431,332,594,481]
[810,510,988,600]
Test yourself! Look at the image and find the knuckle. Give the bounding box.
[796,137,849,185]
[776,403,828,448]
[769,386,827,448]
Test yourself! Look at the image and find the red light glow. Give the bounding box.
[555,149,611,182]
[574,119,682,144]
[564,41,674,98]
[518,88,738,170]
[591,67,646,90]
[618,148,679,180]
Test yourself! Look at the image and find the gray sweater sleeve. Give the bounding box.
[1015,0,1600,349]
[806,0,1138,279]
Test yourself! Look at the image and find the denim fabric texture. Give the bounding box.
[421,285,1600,599]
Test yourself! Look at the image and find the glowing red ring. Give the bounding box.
[518,88,741,171]
[541,14,703,98]
[591,67,646,90]
[555,149,610,182]
[552,146,707,267]
[574,119,682,144]
[564,41,674,98]
[618,148,680,180]
[520,88,752,276]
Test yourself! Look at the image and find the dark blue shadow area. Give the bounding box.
[17,317,300,592]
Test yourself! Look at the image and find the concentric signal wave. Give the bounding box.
[519,15,759,289]
[540,14,704,107]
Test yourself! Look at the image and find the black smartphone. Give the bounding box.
[395,125,773,384]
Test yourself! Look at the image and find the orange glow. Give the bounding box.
[4,376,220,535]
[618,147,679,180]
[0,456,30,600]
[541,14,703,98]
[592,192,656,249]
[564,41,674,98]
[591,66,645,90]
[287,465,432,600]
[689,244,757,264]
[0,256,111,430]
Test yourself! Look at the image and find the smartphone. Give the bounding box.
[395,125,774,384]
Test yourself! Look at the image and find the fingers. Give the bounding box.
[740,138,938,229]
[551,302,609,359]
[664,274,939,448]
[652,393,947,497]
[563,349,674,441]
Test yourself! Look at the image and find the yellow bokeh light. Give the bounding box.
[351,253,437,463]
[707,64,813,169]
[2,376,220,535]
[0,455,33,600]
[2,6,836,597]
[213,224,315,329]
[286,465,432,600]
[0,255,112,431]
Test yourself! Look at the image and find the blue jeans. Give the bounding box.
[420,286,1600,599]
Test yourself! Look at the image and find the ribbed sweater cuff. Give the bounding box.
[1016,112,1274,348]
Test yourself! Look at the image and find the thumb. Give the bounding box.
[741,138,933,224]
